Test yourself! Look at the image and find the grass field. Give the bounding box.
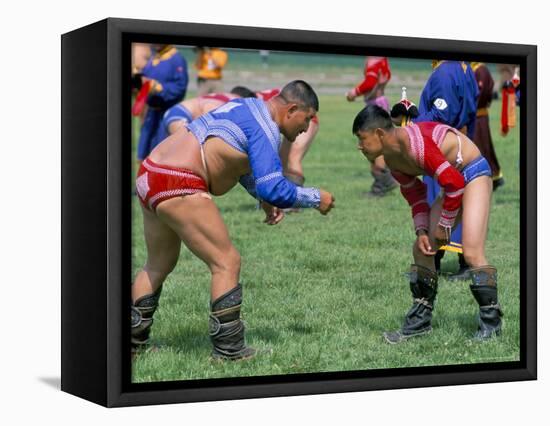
[131,52,520,383]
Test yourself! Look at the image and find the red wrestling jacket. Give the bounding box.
[353,57,391,98]
[391,122,465,233]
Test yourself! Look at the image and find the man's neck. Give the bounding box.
[266,98,282,127]
[383,128,403,155]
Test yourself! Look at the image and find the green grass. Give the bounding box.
[131,60,521,382]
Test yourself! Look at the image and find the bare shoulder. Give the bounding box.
[388,127,423,175]
[394,127,412,156]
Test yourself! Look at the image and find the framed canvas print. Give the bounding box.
[61,17,536,407]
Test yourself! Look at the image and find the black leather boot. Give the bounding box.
[448,253,470,281]
[131,286,163,350]
[384,265,438,344]
[469,266,503,339]
[209,284,256,360]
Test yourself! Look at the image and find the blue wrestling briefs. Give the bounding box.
[462,156,492,185]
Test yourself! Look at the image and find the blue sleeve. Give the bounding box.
[148,55,189,108]
[415,69,461,126]
[245,127,320,209]
[464,66,480,139]
[162,104,192,132]
[239,174,258,199]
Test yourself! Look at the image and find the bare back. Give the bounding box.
[198,93,239,115]
[178,97,203,119]
[384,127,482,177]
[179,93,239,120]
[148,128,250,196]
[170,94,240,135]
[438,130,481,169]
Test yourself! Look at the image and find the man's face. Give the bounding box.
[282,106,317,142]
[355,129,382,162]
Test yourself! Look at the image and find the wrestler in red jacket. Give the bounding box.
[352,105,502,344]
[346,57,397,197]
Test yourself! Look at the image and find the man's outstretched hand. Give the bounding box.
[261,202,285,225]
[318,190,335,215]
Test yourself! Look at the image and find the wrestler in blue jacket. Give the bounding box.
[188,97,321,208]
[414,61,479,269]
[137,45,189,160]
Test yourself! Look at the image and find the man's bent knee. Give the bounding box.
[143,262,176,286]
[211,247,241,276]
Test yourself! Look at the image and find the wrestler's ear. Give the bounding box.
[375,127,386,140]
[287,103,299,116]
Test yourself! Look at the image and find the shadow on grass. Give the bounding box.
[453,313,479,336]
[156,323,286,356]
[158,325,211,356]
[249,326,282,344]
[219,204,258,214]
[492,192,520,205]
[288,322,315,334]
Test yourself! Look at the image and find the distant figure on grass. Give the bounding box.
[471,62,505,190]
[194,47,228,95]
[133,44,189,162]
[132,80,335,360]
[496,64,520,136]
[352,105,502,343]
[346,57,397,197]
[131,43,152,75]
[131,43,152,124]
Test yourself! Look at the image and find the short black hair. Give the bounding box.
[230,86,257,98]
[352,104,393,135]
[279,80,319,112]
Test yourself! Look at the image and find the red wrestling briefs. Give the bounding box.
[136,158,208,211]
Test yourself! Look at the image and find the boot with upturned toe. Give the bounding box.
[209,284,256,360]
[384,265,438,344]
[469,266,503,340]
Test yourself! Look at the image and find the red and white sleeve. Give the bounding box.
[422,140,465,230]
[392,171,430,233]
[353,60,380,96]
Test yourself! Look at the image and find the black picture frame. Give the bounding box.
[61,17,537,407]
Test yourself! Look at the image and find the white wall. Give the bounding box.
[1,0,546,424]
